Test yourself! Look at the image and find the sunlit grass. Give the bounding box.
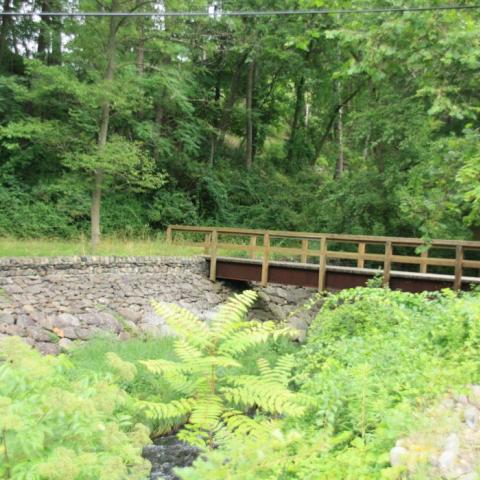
[0,235,204,257]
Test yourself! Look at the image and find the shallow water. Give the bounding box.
[143,435,200,480]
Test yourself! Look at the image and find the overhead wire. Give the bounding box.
[1,4,480,17]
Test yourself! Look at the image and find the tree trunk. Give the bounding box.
[37,0,50,61]
[136,22,145,73]
[245,59,256,170]
[286,75,306,165]
[153,99,164,162]
[0,0,12,70]
[334,82,345,179]
[208,74,222,167]
[218,50,249,146]
[90,170,102,249]
[37,0,62,65]
[50,0,62,66]
[91,14,118,249]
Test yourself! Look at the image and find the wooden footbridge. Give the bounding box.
[166,225,480,293]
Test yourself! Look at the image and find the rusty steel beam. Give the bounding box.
[212,257,472,293]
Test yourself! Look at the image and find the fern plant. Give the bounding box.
[136,290,308,448]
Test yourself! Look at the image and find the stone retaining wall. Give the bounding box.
[0,256,319,353]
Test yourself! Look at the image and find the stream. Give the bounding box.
[143,435,200,480]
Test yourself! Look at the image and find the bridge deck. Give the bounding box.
[210,256,480,292]
[167,225,480,293]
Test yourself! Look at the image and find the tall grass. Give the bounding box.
[0,235,203,257]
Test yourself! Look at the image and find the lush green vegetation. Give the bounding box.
[177,287,480,479]
[0,337,151,479]
[2,287,480,479]
[1,1,480,243]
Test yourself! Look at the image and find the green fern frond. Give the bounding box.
[151,300,212,349]
[162,371,197,396]
[222,409,270,437]
[190,394,224,428]
[225,381,306,417]
[183,356,242,372]
[174,338,203,363]
[105,352,137,382]
[217,324,277,356]
[257,354,296,386]
[257,358,271,377]
[138,398,195,421]
[210,290,258,339]
[140,359,186,375]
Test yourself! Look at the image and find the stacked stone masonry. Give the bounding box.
[0,256,319,354]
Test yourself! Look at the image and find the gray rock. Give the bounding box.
[439,434,460,474]
[36,342,60,355]
[116,307,142,323]
[62,327,78,339]
[28,327,53,343]
[444,433,460,452]
[75,328,94,340]
[288,317,309,342]
[390,446,408,466]
[464,405,479,429]
[56,313,81,328]
[16,315,35,327]
[22,304,36,314]
[0,313,14,325]
[58,338,74,351]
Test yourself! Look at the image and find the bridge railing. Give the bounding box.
[166,225,480,290]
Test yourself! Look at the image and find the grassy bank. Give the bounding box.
[0,236,203,257]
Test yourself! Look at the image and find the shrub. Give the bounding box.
[0,337,151,480]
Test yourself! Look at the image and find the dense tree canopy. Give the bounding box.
[0,0,479,241]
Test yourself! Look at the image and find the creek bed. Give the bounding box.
[143,435,200,480]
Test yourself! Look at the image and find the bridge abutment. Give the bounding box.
[0,256,317,353]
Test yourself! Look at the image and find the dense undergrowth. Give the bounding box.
[178,287,480,479]
[1,287,480,479]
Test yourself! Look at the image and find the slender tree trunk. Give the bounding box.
[0,0,12,70]
[91,171,103,248]
[91,14,118,249]
[209,73,222,167]
[245,59,256,169]
[286,75,306,165]
[218,50,249,146]
[334,82,345,179]
[136,23,145,73]
[50,0,62,66]
[153,99,164,162]
[37,0,50,61]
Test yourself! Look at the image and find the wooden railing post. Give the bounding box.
[357,242,366,268]
[420,249,428,274]
[318,237,327,291]
[166,226,172,244]
[209,230,218,281]
[261,232,270,286]
[250,235,257,259]
[204,232,211,254]
[301,239,308,263]
[383,241,392,287]
[454,245,463,290]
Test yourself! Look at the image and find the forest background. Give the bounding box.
[1,0,479,245]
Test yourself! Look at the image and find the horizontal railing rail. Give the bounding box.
[166,225,480,291]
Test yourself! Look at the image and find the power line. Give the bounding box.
[1,4,480,18]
